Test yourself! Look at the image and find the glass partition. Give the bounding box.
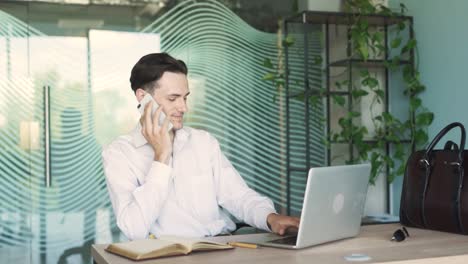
[0,1,324,263]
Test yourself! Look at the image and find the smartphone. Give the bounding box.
[138,93,173,131]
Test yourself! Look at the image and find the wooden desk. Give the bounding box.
[91,224,468,264]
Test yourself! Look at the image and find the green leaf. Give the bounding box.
[387,172,396,183]
[370,152,382,184]
[383,60,392,69]
[407,39,417,49]
[372,32,384,43]
[332,133,339,141]
[402,65,413,80]
[335,81,343,90]
[414,129,429,146]
[359,150,369,161]
[319,87,327,95]
[360,69,370,78]
[412,84,426,95]
[382,112,394,122]
[359,43,369,60]
[384,155,395,168]
[310,95,321,106]
[416,112,434,126]
[360,19,369,29]
[375,44,385,53]
[283,35,295,47]
[276,80,285,86]
[263,58,273,69]
[391,37,402,49]
[394,145,405,160]
[402,39,417,54]
[332,95,346,106]
[341,80,350,86]
[294,91,305,101]
[348,111,361,118]
[403,120,413,130]
[400,3,408,14]
[378,5,392,16]
[398,21,406,31]
[361,78,368,86]
[375,89,385,99]
[410,97,422,110]
[352,89,369,98]
[262,72,275,81]
[366,77,379,88]
[338,117,348,127]
[313,56,323,65]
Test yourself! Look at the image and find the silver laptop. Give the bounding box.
[253,164,371,249]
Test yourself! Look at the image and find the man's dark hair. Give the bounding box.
[130,52,188,94]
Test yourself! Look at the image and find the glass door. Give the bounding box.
[29,35,96,264]
[0,17,36,264]
[0,9,161,262]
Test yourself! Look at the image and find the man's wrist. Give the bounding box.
[267,213,277,230]
[154,152,170,164]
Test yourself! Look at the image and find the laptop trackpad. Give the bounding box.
[267,236,298,245]
[232,232,286,244]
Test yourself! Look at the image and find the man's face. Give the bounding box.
[152,72,189,130]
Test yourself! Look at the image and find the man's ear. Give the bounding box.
[135,88,146,102]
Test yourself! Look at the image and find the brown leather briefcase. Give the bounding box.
[400,122,468,234]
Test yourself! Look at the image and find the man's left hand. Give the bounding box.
[267,213,300,236]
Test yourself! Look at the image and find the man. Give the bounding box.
[102,53,299,240]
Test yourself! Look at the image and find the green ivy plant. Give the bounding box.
[263,0,433,184]
[338,0,433,184]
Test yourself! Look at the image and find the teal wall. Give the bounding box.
[390,0,468,138]
[388,0,468,214]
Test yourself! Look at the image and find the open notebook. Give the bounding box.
[105,236,233,260]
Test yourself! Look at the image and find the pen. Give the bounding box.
[228,242,258,249]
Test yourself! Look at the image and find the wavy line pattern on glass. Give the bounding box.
[0,0,324,251]
[0,9,109,250]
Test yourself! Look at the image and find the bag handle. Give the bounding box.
[422,122,466,165]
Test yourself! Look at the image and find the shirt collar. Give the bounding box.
[131,123,191,150]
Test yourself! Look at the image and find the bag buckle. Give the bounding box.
[419,159,430,167]
[449,161,462,173]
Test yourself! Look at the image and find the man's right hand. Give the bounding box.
[140,101,173,164]
[267,213,300,236]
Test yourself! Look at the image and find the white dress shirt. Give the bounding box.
[102,124,276,240]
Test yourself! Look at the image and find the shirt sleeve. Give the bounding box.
[102,145,172,240]
[211,137,277,231]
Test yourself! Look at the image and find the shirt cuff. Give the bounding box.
[145,161,173,185]
[256,207,277,232]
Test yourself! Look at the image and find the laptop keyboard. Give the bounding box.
[268,236,297,245]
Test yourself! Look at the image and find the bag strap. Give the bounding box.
[423,122,466,164]
[456,168,466,234]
